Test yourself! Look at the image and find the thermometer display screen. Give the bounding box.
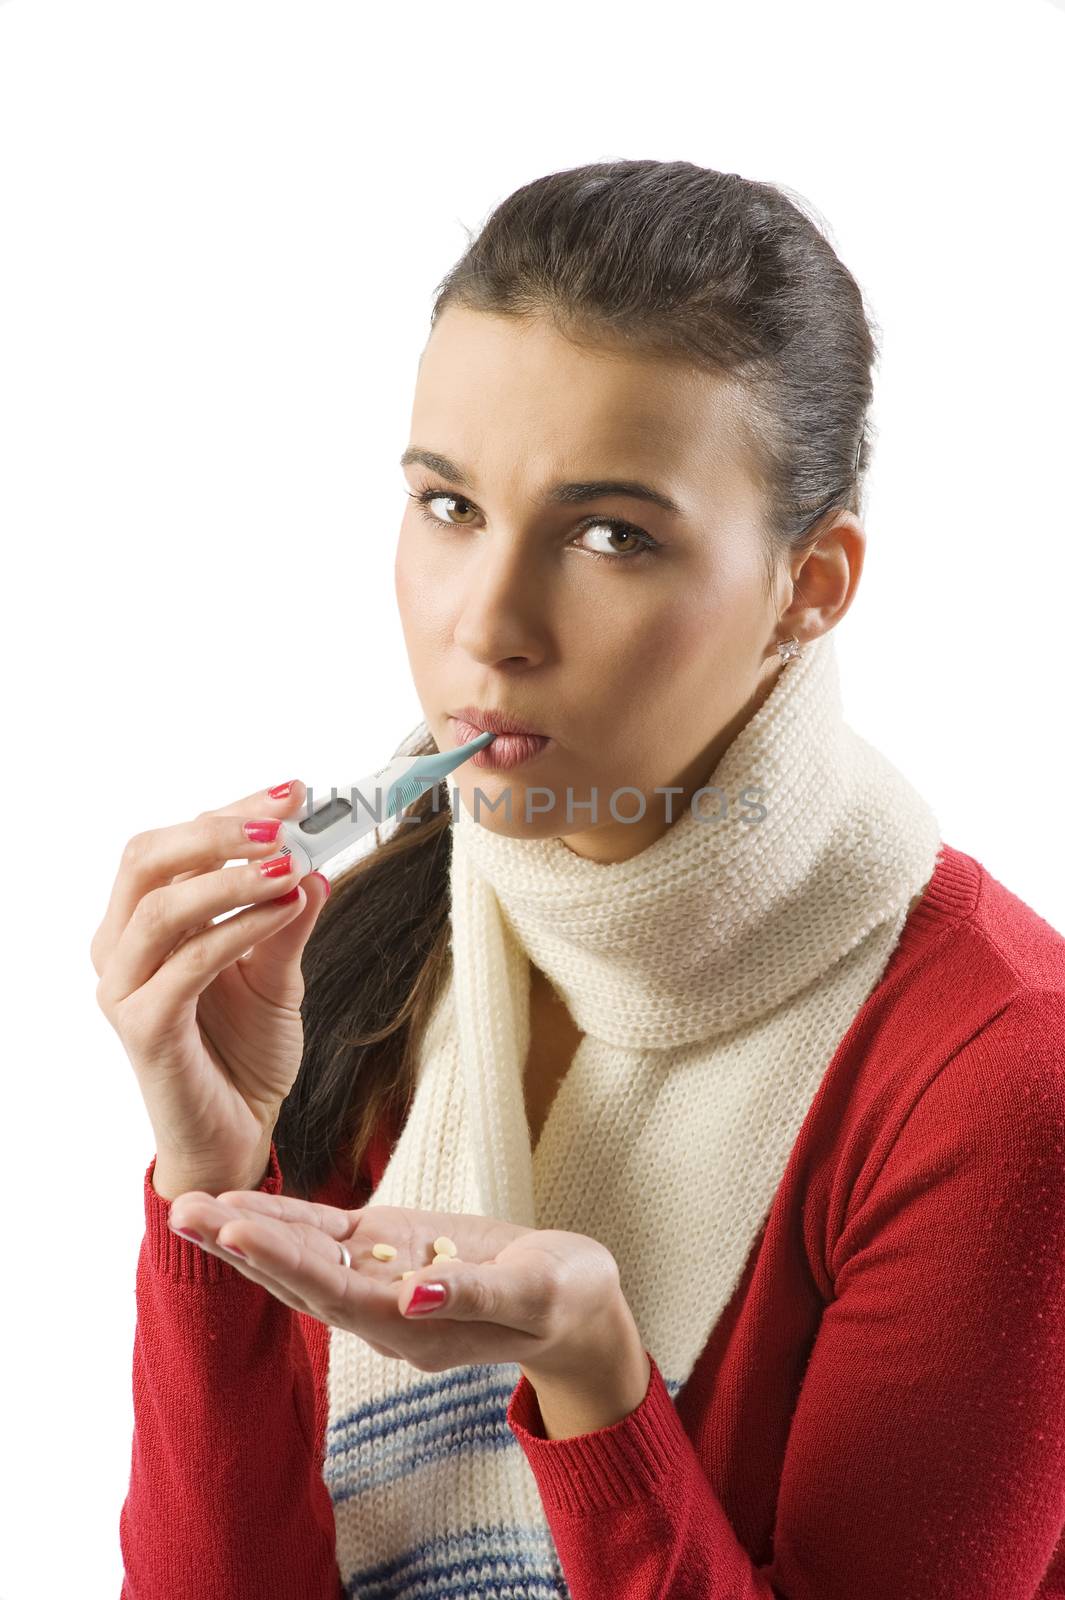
[299,795,353,835]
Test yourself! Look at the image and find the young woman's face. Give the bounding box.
[395,305,855,863]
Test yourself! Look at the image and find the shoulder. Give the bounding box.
[806,846,1064,1247]
[921,984,1065,1142]
[858,849,1065,1215]
[883,841,1064,1108]
[961,844,1065,988]
[879,840,1065,1016]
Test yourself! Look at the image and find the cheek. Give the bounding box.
[599,591,751,757]
[616,592,718,690]
[393,522,418,614]
[394,524,448,650]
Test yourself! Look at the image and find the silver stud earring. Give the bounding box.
[777,636,803,664]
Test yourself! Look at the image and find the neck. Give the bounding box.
[452,630,942,1050]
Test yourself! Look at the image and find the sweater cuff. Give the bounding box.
[506,1349,690,1515]
[142,1142,284,1280]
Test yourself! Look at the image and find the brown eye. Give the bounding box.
[408,488,661,564]
[577,522,650,559]
[419,493,478,525]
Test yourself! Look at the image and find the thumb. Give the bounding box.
[400,1259,535,1332]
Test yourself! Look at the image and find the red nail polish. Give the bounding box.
[224,1245,247,1258]
[308,871,331,898]
[243,819,281,843]
[271,886,301,905]
[406,1282,448,1314]
[260,855,293,878]
[268,781,296,799]
[174,1228,203,1243]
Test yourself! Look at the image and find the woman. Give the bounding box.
[100,161,1065,1600]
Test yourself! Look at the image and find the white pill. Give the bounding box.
[433,1236,458,1257]
[371,1242,398,1261]
[400,1270,415,1280]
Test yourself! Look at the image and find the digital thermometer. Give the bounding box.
[275,729,496,878]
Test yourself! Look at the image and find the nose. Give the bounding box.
[452,542,550,669]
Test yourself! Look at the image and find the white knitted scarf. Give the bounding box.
[322,632,941,1600]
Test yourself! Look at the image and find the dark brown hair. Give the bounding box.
[273,158,879,1199]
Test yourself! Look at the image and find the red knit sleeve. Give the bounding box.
[507,987,1065,1600]
[118,1142,344,1600]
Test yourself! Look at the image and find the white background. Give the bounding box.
[1,1,1062,1593]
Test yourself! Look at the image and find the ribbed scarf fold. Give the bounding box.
[323,633,942,1599]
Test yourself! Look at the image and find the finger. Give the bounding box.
[399,1256,552,1335]
[167,780,311,904]
[178,1220,405,1358]
[91,782,308,975]
[116,893,312,1040]
[171,1196,371,1288]
[169,1196,344,1307]
[170,1193,348,1258]
[215,1189,363,1239]
[99,851,315,1007]
[213,1214,396,1335]
[201,1239,318,1317]
[195,778,307,826]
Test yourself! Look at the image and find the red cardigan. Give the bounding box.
[118,843,1065,1599]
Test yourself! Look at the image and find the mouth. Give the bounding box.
[450,704,549,738]
[450,708,553,772]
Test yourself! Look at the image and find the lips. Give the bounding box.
[450,711,552,771]
[458,727,552,771]
[451,704,548,738]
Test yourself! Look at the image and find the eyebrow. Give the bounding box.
[399,447,683,517]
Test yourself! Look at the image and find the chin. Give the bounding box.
[450,774,563,837]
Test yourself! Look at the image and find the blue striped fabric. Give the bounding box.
[324,1361,685,1598]
[342,1523,570,1600]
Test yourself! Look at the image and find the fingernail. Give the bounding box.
[271,886,301,905]
[308,871,331,898]
[173,1228,203,1244]
[268,781,296,799]
[223,1245,247,1259]
[243,819,281,843]
[260,854,294,879]
[405,1282,448,1315]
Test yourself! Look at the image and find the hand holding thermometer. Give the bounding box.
[275,729,496,878]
